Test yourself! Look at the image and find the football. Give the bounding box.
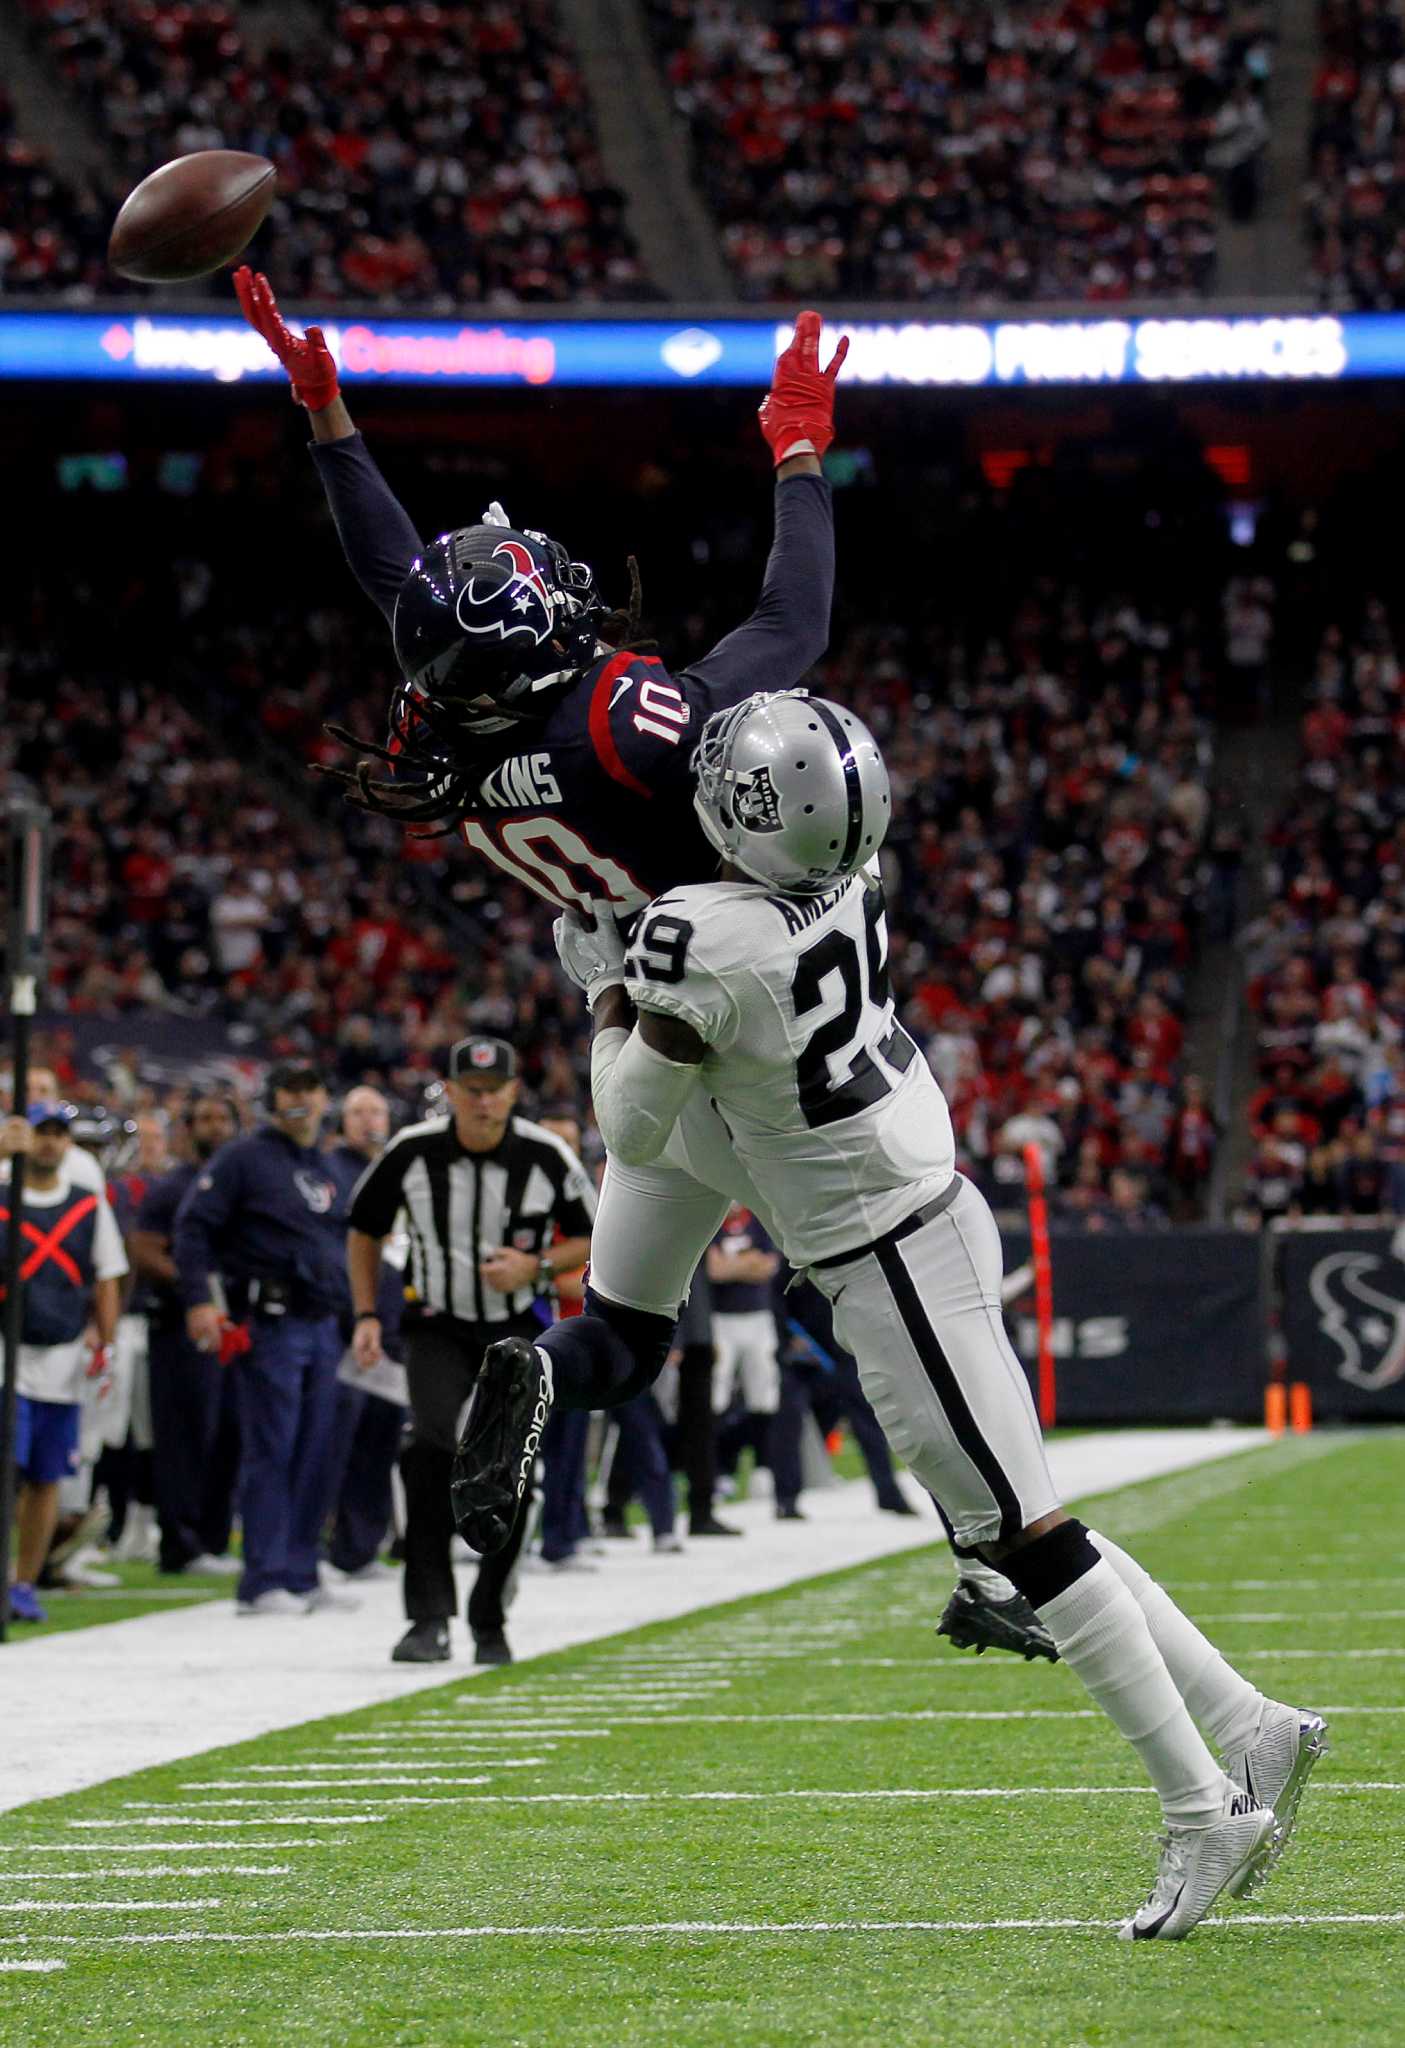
[107,149,276,283]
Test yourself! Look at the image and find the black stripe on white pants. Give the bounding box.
[817,1179,1061,1548]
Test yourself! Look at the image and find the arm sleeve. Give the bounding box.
[679,473,834,709]
[91,1197,130,1283]
[171,1148,245,1309]
[309,432,424,625]
[590,1027,704,1168]
[347,1140,411,1239]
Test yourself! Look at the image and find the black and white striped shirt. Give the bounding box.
[347,1114,596,1325]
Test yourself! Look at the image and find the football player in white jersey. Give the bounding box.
[455,691,1327,1942]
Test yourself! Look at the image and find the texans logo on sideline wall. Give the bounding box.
[1307,1225,1405,1391]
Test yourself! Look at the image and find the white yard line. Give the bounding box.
[69,1817,386,1830]
[1,1429,1268,1814]
[0,1960,66,1972]
[0,1867,288,1880]
[5,1898,221,1912]
[0,1840,349,1854]
[3,1912,1402,1950]
[128,1782,1398,1810]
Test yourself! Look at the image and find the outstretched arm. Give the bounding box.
[234,268,422,623]
[683,312,848,705]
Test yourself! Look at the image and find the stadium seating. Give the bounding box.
[1306,0,1405,308]
[646,0,1274,302]
[0,87,121,295]
[1238,602,1403,1219]
[19,0,653,303]
[826,592,1215,1223]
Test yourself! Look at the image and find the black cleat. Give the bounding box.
[473,1629,513,1667]
[392,1620,451,1665]
[451,1337,553,1555]
[688,1516,743,1538]
[879,1495,920,1516]
[776,1503,806,1521]
[936,1580,1059,1663]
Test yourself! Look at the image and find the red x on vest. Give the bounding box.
[0,1193,99,1294]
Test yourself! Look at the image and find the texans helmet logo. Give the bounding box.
[457,538,555,645]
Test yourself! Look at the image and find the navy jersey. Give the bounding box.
[708,1208,778,1316]
[312,434,834,914]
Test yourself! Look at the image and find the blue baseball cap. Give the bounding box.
[26,1101,78,1130]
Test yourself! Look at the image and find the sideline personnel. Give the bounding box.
[173,1062,347,1616]
[346,1037,594,1665]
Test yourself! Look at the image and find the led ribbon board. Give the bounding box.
[0,310,1389,388]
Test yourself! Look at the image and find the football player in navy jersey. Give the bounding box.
[236,277,1052,1661]
[234,271,845,918]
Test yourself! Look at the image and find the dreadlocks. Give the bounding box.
[315,555,654,834]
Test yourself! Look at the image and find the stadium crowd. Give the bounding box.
[1305,0,1405,309]
[0,87,123,296]
[1238,598,1405,1222]
[18,0,652,304]
[648,0,1274,302]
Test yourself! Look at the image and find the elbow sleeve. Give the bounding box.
[591,1026,702,1166]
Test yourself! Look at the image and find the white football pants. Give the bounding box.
[711,1310,782,1416]
[808,1176,1060,1548]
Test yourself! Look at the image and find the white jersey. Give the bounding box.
[623,872,955,1266]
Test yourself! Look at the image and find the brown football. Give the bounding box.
[108,150,276,283]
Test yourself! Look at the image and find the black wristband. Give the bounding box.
[353,1310,379,1326]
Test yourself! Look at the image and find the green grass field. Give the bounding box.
[3,1431,1400,2047]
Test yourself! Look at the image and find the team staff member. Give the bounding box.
[347,1037,594,1666]
[324,1086,405,1578]
[173,1062,347,1616]
[131,1095,241,1576]
[1,1104,126,1623]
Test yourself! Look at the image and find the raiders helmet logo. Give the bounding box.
[733,763,783,834]
[457,539,554,646]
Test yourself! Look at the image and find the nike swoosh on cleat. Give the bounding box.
[1133,1885,1185,1939]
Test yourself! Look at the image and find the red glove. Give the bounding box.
[85,1342,110,1381]
[218,1319,253,1367]
[757,310,849,468]
[233,266,340,413]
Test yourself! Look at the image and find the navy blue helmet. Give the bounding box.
[392,505,609,738]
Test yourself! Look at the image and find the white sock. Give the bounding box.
[1090,1531,1266,1756]
[1037,1558,1226,1828]
[956,1555,1021,1604]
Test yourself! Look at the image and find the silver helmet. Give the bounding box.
[693,691,891,894]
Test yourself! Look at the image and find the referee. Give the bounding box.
[346,1037,594,1666]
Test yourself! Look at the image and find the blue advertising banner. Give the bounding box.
[0,308,1397,391]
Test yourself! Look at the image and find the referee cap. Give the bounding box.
[449,1037,517,1083]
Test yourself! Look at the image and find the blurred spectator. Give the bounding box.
[2,1104,126,1624]
[1305,0,1405,308]
[649,0,1274,302]
[130,1093,242,1576]
[21,0,652,305]
[0,87,124,298]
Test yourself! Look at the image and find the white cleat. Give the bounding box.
[235,1589,307,1617]
[1221,1702,1329,1896]
[1119,1781,1275,1942]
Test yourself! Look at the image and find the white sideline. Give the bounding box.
[3,1428,1266,1814]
